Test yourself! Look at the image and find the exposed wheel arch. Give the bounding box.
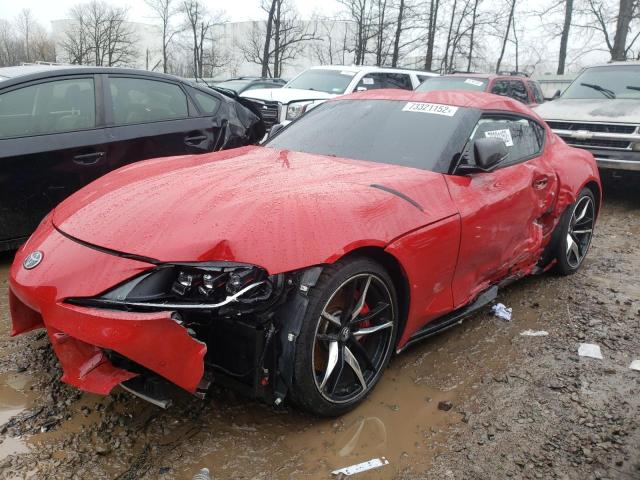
[338,246,410,350]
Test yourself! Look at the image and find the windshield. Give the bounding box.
[266,99,474,172]
[562,65,640,100]
[284,69,356,94]
[214,79,252,93]
[417,76,488,92]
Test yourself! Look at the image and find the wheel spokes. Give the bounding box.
[344,345,367,390]
[350,302,390,326]
[322,310,342,327]
[353,321,393,339]
[574,200,591,224]
[566,233,581,264]
[347,336,376,371]
[319,341,340,390]
[350,275,372,322]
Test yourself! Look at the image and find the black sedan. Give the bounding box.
[0,66,265,251]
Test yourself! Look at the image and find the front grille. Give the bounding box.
[247,99,280,129]
[548,121,636,134]
[560,137,631,149]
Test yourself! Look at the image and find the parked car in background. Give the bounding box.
[0,65,265,251]
[417,72,545,106]
[214,77,286,94]
[534,62,640,173]
[9,90,600,415]
[241,65,437,130]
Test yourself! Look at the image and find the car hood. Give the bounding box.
[241,87,336,104]
[534,98,640,124]
[52,147,456,274]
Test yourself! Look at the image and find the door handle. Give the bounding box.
[185,134,208,146]
[73,152,105,165]
[532,176,549,190]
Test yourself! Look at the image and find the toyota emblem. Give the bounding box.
[23,251,44,270]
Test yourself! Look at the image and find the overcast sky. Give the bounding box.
[1,0,339,26]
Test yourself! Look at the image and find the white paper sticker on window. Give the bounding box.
[363,77,374,85]
[484,128,514,147]
[464,78,484,87]
[402,102,458,116]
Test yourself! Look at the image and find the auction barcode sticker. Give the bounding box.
[402,102,458,116]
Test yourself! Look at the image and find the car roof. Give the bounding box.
[0,65,187,87]
[587,60,640,68]
[308,65,436,76]
[334,89,541,118]
[441,73,534,81]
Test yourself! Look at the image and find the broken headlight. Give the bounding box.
[66,262,284,310]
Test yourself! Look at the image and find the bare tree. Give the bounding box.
[61,1,138,66]
[424,0,441,70]
[466,0,480,71]
[338,0,376,64]
[495,0,516,72]
[311,18,352,65]
[262,0,277,76]
[15,9,35,63]
[182,0,214,77]
[145,0,180,72]
[391,0,405,66]
[557,0,574,73]
[240,0,316,77]
[612,0,636,60]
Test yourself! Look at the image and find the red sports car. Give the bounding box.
[9,90,600,416]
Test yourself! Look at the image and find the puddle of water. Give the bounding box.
[0,372,33,461]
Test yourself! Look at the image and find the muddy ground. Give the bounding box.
[0,175,638,480]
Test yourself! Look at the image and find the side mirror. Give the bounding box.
[268,123,285,139]
[552,89,561,100]
[475,137,508,170]
[456,137,508,174]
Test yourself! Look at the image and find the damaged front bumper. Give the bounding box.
[9,225,207,398]
[10,221,318,407]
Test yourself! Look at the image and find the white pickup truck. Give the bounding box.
[241,65,437,129]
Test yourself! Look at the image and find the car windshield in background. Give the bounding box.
[266,99,472,171]
[284,69,356,94]
[214,79,252,92]
[417,76,487,92]
[562,65,640,100]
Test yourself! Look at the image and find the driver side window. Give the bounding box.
[462,115,545,167]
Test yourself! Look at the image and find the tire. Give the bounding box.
[290,257,398,417]
[553,187,596,276]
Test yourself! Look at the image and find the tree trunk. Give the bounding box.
[557,0,573,74]
[425,0,440,71]
[262,0,276,77]
[466,0,479,72]
[612,0,634,61]
[391,0,404,67]
[273,0,281,77]
[441,0,457,73]
[495,0,515,73]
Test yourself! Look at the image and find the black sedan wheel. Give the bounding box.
[291,257,397,416]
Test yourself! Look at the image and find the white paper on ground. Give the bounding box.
[578,343,603,359]
[629,359,640,371]
[520,330,549,337]
[492,303,512,321]
[332,458,389,476]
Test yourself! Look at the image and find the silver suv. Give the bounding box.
[535,62,640,172]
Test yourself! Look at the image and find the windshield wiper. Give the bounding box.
[626,85,640,92]
[580,82,615,99]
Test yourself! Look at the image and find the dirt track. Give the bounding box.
[0,175,638,480]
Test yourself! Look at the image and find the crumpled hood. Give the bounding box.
[241,87,336,104]
[534,98,640,124]
[52,147,455,274]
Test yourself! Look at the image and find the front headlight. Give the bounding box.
[66,262,284,311]
[286,101,312,121]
